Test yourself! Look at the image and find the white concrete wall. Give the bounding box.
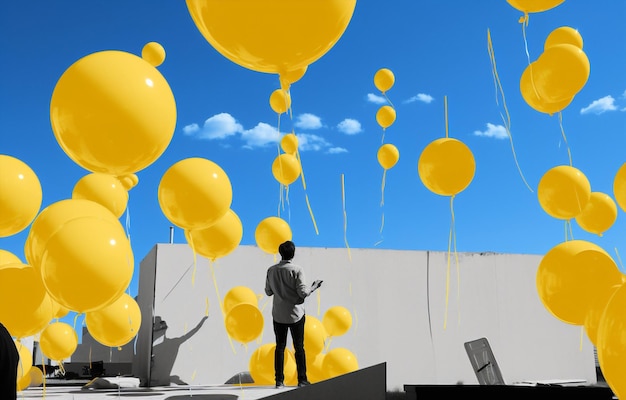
[133,244,597,390]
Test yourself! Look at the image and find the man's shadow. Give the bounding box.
[149,315,208,386]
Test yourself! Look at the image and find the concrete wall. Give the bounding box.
[132,244,597,390]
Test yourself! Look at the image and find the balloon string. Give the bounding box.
[452,199,461,328]
[188,232,198,287]
[341,174,352,262]
[382,92,395,109]
[296,150,319,234]
[381,128,386,144]
[558,112,573,166]
[444,96,449,138]
[520,13,532,66]
[379,169,387,239]
[487,29,533,193]
[615,247,624,271]
[580,326,584,352]
[209,261,236,354]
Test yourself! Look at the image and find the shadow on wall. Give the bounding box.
[149,315,208,386]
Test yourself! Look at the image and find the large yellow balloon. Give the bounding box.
[0,155,42,237]
[224,303,264,344]
[584,284,620,346]
[72,173,129,219]
[249,343,296,385]
[39,322,78,361]
[536,240,623,325]
[223,286,258,315]
[418,138,475,196]
[85,293,141,347]
[575,192,618,237]
[255,217,292,255]
[25,198,119,271]
[614,163,626,212]
[0,263,54,338]
[520,63,572,115]
[506,0,564,13]
[185,0,356,75]
[537,165,591,220]
[272,153,301,186]
[376,105,396,129]
[532,44,590,103]
[40,216,134,313]
[597,283,626,399]
[322,347,359,379]
[158,158,233,231]
[186,209,243,262]
[303,316,328,357]
[323,306,353,337]
[374,68,395,93]
[377,144,400,170]
[280,134,299,155]
[306,353,327,383]
[544,26,583,51]
[269,89,291,115]
[50,50,176,175]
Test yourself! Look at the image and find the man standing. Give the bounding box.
[265,240,322,388]
[0,322,19,399]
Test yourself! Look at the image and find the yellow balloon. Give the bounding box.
[118,173,139,191]
[158,157,233,231]
[50,50,177,175]
[306,353,326,383]
[614,163,626,212]
[303,316,328,357]
[323,306,352,337]
[15,340,32,390]
[584,284,620,346]
[544,26,583,51]
[186,0,356,74]
[537,165,591,220]
[25,198,119,271]
[520,63,572,115]
[185,209,243,262]
[322,347,359,379]
[597,283,626,399]
[575,192,618,236]
[223,286,258,315]
[536,240,623,325]
[280,134,299,155]
[418,138,476,196]
[29,366,44,387]
[72,173,129,219]
[0,263,54,338]
[279,66,308,90]
[506,0,564,13]
[40,216,134,313]
[377,144,400,170]
[52,301,70,319]
[224,303,264,344]
[0,249,21,266]
[85,293,141,347]
[374,68,395,93]
[255,217,292,254]
[533,44,590,103]
[249,343,296,385]
[0,155,42,237]
[141,41,166,67]
[272,153,301,186]
[39,322,78,361]
[269,89,291,114]
[376,105,396,129]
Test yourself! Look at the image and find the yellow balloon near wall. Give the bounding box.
[255,217,292,255]
[323,306,352,337]
[537,165,591,220]
[418,138,475,196]
[86,293,141,347]
[224,303,264,344]
[186,209,243,262]
[303,316,328,356]
[597,283,626,399]
[575,192,618,236]
[223,286,258,315]
[322,347,359,379]
[39,322,78,361]
[72,173,129,219]
[0,155,42,238]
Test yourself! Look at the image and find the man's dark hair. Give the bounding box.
[278,240,295,260]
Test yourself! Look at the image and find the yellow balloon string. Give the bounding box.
[316,289,321,317]
[41,351,47,395]
[444,96,449,138]
[381,128,386,145]
[382,92,395,109]
[341,174,352,262]
[579,326,584,352]
[378,168,387,241]
[295,149,319,235]
[209,260,236,354]
[188,232,198,287]
[558,113,573,167]
[615,247,624,271]
[487,29,533,193]
[205,297,209,317]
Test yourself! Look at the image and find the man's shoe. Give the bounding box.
[298,380,311,387]
[275,382,285,389]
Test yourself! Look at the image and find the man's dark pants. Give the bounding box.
[274,315,307,384]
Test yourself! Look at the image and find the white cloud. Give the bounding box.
[183,113,243,139]
[474,123,508,139]
[337,119,362,135]
[621,90,626,98]
[328,147,348,154]
[297,133,331,152]
[404,93,434,104]
[295,113,323,130]
[367,93,387,104]
[580,95,618,115]
[241,123,279,148]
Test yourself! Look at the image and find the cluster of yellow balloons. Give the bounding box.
[223,286,263,345]
[520,26,589,115]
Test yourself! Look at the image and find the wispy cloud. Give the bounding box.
[295,113,323,130]
[580,95,618,115]
[474,123,508,139]
[337,119,362,135]
[241,123,279,148]
[328,147,348,154]
[182,112,243,139]
[297,133,331,152]
[404,93,434,104]
[367,93,387,104]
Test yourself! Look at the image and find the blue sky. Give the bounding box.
[1,0,625,311]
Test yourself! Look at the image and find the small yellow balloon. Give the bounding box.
[280,134,299,155]
[374,68,395,93]
[39,322,78,361]
[272,153,301,186]
[255,217,292,255]
[29,366,44,387]
[158,157,233,231]
[575,192,618,236]
[418,138,476,196]
[224,303,264,344]
[537,165,591,220]
[376,105,396,129]
[185,209,243,262]
[85,293,142,347]
[322,347,359,379]
[118,173,139,191]
[613,163,626,213]
[323,306,352,337]
[141,41,166,67]
[0,155,42,238]
[279,66,308,90]
[544,26,583,51]
[377,143,399,170]
[223,286,258,315]
[72,173,129,218]
[269,89,291,114]
[520,63,572,115]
